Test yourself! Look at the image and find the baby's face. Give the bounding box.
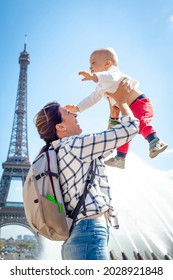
[89,53,107,73]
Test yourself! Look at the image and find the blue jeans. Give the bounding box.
[61,219,110,260]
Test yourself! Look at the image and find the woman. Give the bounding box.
[34,79,139,260]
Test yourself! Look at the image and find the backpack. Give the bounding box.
[23,146,94,241]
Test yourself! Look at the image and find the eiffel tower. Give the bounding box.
[0,38,34,235]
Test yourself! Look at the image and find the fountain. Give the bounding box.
[40,152,173,260]
[108,153,173,260]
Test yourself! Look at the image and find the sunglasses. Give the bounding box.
[33,102,59,124]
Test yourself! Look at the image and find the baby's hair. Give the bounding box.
[91,47,118,66]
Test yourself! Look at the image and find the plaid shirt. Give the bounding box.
[52,116,139,228]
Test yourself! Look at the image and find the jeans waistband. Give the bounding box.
[75,218,108,230]
[130,94,146,107]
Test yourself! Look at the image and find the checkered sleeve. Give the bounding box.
[68,116,139,161]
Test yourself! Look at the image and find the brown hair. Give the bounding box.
[34,102,62,154]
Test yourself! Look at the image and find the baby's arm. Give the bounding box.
[79,71,98,82]
[76,89,103,112]
[79,67,123,84]
[96,68,122,84]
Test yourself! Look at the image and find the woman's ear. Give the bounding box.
[55,123,66,133]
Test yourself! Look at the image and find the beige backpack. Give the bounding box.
[23,147,94,241]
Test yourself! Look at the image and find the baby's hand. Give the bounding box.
[79,71,98,82]
[64,104,80,113]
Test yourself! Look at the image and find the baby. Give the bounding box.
[65,48,168,169]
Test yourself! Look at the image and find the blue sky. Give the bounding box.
[0,0,173,239]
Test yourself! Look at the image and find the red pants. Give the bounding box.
[117,97,156,155]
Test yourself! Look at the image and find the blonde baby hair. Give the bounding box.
[91,47,118,66]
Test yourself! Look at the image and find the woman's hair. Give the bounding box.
[34,102,62,155]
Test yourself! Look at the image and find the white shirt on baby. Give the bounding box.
[77,65,139,112]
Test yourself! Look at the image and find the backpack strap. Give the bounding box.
[35,171,58,180]
[45,150,58,202]
[69,160,95,234]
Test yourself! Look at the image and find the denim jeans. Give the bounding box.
[61,219,110,260]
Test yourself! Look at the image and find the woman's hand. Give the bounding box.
[106,78,133,105]
[106,78,134,118]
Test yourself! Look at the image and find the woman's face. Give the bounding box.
[58,107,82,136]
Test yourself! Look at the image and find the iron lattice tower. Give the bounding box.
[0,40,33,233]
